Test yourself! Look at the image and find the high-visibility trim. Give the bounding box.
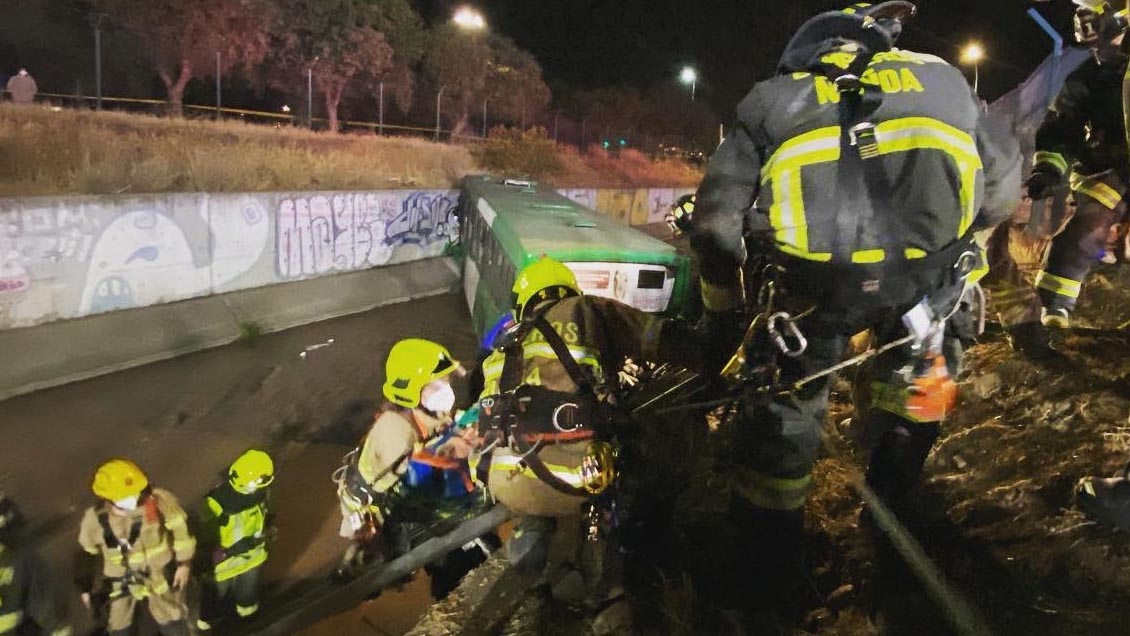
[1033,151,1068,175]
[700,277,744,312]
[763,126,841,260]
[871,381,932,422]
[1069,173,1122,210]
[905,248,927,259]
[107,543,170,567]
[875,117,982,236]
[50,627,74,636]
[852,249,885,264]
[1035,270,1083,299]
[164,514,188,530]
[733,471,813,511]
[215,545,268,582]
[236,603,260,617]
[172,537,197,554]
[489,454,587,487]
[0,610,24,633]
[481,344,603,383]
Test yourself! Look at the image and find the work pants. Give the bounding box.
[199,565,261,625]
[105,568,187,636]
[730,283,964,516]
[1038,172,1127,312]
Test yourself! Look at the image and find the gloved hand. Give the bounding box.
[1024,168,1061,200]
[697,310,746,374]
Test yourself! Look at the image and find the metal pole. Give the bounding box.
[973,64,979,96]
[482,99,488,138]
[435,86,446,141]
[306,68,313,130]
[554,110,561,142]
[691,78,696,102]
[1027,7,1064,109]
[215,51,222,119]
[378,81,384,135]
[93,16,104,111]
[581,115,591,148]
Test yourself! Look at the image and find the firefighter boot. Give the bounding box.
[1077,463,1130,531]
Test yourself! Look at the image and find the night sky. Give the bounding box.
[422,0,1081,116]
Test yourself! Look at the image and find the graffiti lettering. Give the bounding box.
[276,190,457,280]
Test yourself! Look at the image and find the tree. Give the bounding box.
[423,27,551,137]
[90,0,273,112]
[269,0,424,132]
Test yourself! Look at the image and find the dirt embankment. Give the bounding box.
[0,105,700,196]
[409,267,1130,636]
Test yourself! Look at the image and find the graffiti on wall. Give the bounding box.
[276,190,458,280]
[557,188,695,226]
[79,197,269,313]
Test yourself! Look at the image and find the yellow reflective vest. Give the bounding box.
[202,484,270,583]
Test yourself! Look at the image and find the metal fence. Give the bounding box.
[2,90,488,143]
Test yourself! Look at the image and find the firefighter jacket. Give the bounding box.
[691,45,1022,313]
[0,544,70,636]
[357,408,450,493]
[477,295,702,517]
[1033,48,1130,182]
[76,489,195,598]
[200,483,270,583]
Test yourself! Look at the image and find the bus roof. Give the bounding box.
[462,175,680,267]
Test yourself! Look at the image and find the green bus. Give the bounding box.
[457,175,693,341]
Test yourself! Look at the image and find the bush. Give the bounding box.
[471,126,562,179]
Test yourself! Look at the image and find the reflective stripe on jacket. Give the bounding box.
[77,488,196,582]
[204,484,270,582]
[692,47,1021,310]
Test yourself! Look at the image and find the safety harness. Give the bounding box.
[478,311,615,498]
[95,497,163,600]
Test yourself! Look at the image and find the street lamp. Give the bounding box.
[452,6,487,31]
[960,42,985,95]
[679,66,697,102]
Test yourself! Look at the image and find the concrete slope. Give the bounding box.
[0,257,461,401]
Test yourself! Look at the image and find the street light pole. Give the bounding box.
[581,114,592,148]
[306,67,313,130]
[553,109,562,142]
[215,51,222,120]
[435,86,447,141]
[92,13,106,111]
[482,99,488,138]
[378,81,384,135]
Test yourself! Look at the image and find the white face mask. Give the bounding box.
[113,495,140,511]
[421,380,456,414]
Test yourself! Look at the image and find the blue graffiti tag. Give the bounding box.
[384,192,457,247]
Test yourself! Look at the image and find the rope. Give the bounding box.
[819,431,994,636]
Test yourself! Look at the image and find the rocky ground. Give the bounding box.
[409,265,1130,636]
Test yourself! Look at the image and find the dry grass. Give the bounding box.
[0,105,701,196]
[0,104,476,195]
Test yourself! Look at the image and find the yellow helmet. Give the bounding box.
[229,449,275,493]
[92,459,149,501]
[511,257,581,320]
[383,339,459,408]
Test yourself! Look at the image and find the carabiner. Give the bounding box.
[767,312,808,358]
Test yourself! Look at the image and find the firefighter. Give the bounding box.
[333,338,491,591]
[196,449,275,631]
[0,494,71,636]
[1026,0,1129,328]
[473,257,702,622]
[688,0,1020,601]
[76,460,195,636]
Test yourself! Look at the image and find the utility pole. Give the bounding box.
[482,99,488,138]
[553,109,562,142]
[91,13,107,110]
[215,51,222,119]
[435,86,446,141]
[378,81,384,135]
